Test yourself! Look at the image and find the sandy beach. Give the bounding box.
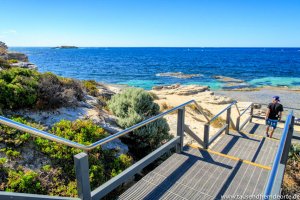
[216,87,300,117]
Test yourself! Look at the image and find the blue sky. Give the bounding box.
[1,0,300,47]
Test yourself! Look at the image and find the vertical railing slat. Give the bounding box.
[225,107,231,134]
[204,124,209,149]
[176,107,185,153]
[74,153,92,200]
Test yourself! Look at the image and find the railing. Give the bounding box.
[0,99,256,200]
[203,101,238,148]
[0,99,211,200]
[236,103,253,131]
[264,111,294,199]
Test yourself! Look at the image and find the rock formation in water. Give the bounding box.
[156,72,202,79]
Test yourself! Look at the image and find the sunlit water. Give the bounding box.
[11,47,300,90]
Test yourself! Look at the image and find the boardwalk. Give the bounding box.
[119,123,282,200]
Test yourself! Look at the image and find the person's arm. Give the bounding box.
[278,105,283,121]
[278,111,282,121]
[265,108,270,120]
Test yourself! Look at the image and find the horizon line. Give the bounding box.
[9,46,300,48]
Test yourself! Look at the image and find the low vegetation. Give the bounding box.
[0,117,133,197]
[283,144,300,196]
[0,58,11,69]
[160,102,174,111]
[0,68,84,110]
[37,72,84,109]
[82,80,100,97]
[108,88,171,158]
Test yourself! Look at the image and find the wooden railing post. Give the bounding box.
[176,107,185,153]
[204,124,209,149]
[249,104,254,123]
[225,107,231,134]
[74,152,92,200]
[236,116,240,132]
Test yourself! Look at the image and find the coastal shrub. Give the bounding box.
[0,68,84,109]
[7,59,18,64]
[0,67,39,109]
[83,80,100,97]
[148,92,159,100]
[0,116,43,147]
[35,119,107,161]
[39,166,78,197]
[37,72,84,109]
[108,88,171,158]
[5,149,21,158]
[0,58,11,69]
[35,119,132,188]
[6,168,43,194]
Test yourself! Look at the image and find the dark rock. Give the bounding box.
[156,72,202,79]
[213,75,244,83]
[7,52,29,62]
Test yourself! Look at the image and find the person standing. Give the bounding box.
[265,96,283,138]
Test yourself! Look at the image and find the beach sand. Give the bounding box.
[149,86,300,146]
[216,87,300,117]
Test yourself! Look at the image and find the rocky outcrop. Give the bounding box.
[213,75,244,83]
[199,91,234,104]
[213,75,251,90]
[0,41,8,55]
[152,84,209,95]
[156,72,202,79]
[10,62,38,70]
[7,52,29,62]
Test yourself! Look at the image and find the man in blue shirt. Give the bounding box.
[265,96,283,138]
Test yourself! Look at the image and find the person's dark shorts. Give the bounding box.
[266,119,278,129]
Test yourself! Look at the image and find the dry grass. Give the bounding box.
[149,92,159,100]
[160,102,174,112]
[282,144,300,196]
[211,117,226,128]
[283,159,300,196]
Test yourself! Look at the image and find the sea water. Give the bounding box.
[10,47,300,90]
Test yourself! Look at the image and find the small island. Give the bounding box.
[52,45,78,49]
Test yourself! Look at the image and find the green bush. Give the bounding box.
[83,80,99,97]
[5,149,21,158]
[0,117,133,196]
[0,58,11,69]
[36,72,84,109]
[0,68,84,110]
[35,119,107,160]
[108,88,171,158]
[0,68,39,109]
[6,168,43,194]
[7,59,18,64]
[0,116,43,147]
[35,119,132,188]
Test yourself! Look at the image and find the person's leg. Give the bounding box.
[269,127,275,138]
[266,126,270,137]
[266,119,270,137]
[269,120,277,138]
